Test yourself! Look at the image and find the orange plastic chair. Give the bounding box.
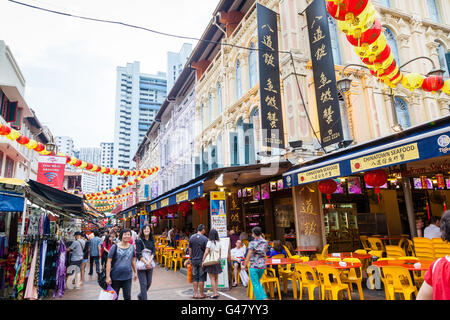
[341,258,364,300]
[382,266,418,300]
[295,264,321,300]
[316,265,351,300]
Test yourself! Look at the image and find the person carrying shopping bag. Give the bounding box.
[105,228,137,300]
[135,224,156,300]
[202,228,222,299]
[242,227,269,300]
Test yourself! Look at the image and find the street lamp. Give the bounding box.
[45,141,57,154]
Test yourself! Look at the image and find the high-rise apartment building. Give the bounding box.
[167,43,192,92]
[113,61,166,186]
[100,142,113,190]
[55,136,75,156]
[78,147,101,192]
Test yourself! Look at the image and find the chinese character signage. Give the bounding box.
[306,0,343,147]
[257,3,285,149]
[37,155,66,190]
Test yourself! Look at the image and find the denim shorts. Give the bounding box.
[82,259,88,263]
[192,260,207,283]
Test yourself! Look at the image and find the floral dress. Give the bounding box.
[248,238,268,269]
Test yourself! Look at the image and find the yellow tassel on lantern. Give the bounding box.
[401,73,425,91]
[80,161,88,169]
[337,2,375,38]
[442,79,450,95]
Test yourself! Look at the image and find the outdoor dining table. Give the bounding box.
[266,258,303,266]
[301,260,363,270]
[328,252,373,260]
[372,259,433,272]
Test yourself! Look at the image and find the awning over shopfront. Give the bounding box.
[146,178,206,213]
[283,115,450,188]
[0,190,24,212]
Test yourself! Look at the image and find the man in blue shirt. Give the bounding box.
[89,230,103,275]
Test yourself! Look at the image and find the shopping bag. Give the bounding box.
[239,269,249,287]
[98,285,117,300]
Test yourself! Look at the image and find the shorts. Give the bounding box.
[191,260,207,283]
[82,259,88,263]
[232,261,241,268]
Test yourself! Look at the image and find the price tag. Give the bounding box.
[272,259,281,264]
[332,253,341,257]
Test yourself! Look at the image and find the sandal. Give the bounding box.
[210,295,219,299]
[198,295,207,299]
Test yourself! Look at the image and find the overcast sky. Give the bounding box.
[0,0,218,148]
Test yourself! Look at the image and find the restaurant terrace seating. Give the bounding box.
[413,237,435,260]
[317,265,351,300]
[295,264,321,300]
[382,266,418,300]
[341,258,364,300]
[385,245,406,258]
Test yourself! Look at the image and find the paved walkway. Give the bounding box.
[54,263,386,300]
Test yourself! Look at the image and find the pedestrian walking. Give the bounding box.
[101,233,114,270]
[80,232,90,286]
[66,231,85,289]
[136,224,156,300]
[243,227,269,300]
[106,228,138,300]
[168,226,176,247]
[188,224,208,299]
[89,230,102,276]
[202,228,222,299]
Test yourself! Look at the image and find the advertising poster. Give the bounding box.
[261,183,270,199]
[254,185,261,201]
[37,155,66,190]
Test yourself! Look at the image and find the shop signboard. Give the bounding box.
[176,190,188,203]
[37,155,66,190]
[297,163,341,185]
[305,0,343,147]
[257,3,285,149]
[350,142,420,173]
[208,191,229,290]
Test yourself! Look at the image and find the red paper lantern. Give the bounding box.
[318,179,338,202]
[346,18,381,47]
[178,201,191,217]
[104,168,110,174]
[0,125,11,136]
[86,163,94,170]
[34,142,45,152]
[364,169,388,203]
[160,207,168,217]
[326,0,368,21]
[167,204,178,214]
[193,197,208,211]
[422,76,444,92]
[362,45,390,65]
[110,169,117,175]
[16,135,30,145]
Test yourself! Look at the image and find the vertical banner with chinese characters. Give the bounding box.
[305,0,343,147]
[37,155,66,190]
[257,3,285,149]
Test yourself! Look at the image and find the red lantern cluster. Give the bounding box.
[326,0,369,22]
[178,201,191,217]
[167,204,178,215]
[193,197,208,214]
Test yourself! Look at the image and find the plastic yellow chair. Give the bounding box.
[368,237,385,257]
[315,244,329,260]
[354,249,367,254]
[385,245,405,259]
[162,250,174,268]
[413,237,435,260]
[382,266,418,300]
[316,265,351,300]
[260,269,282,300]
[282,245,293,258]
[376,259,395,300]
[341,258,364,300]
[171,250,183,272]
[326,257,342,262]
[295,264,321,300]
[432,238,450,258]
[359,236,371,251]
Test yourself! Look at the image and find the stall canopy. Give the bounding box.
[0,190,24,212]
[146,177,206,214]
[26,179,85,217]
[283,115,450,188]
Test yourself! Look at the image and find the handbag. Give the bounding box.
[203,247,221,266]
[136,239,156,271]
[239,269,249,287]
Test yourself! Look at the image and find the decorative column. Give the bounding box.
[239,51,250,95]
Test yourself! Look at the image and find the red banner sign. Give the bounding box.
[37,155,66,190]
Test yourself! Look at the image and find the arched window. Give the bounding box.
[208,93,213,123]
[384,27,400,65]
[217,82,222,115]
[427,0,440,23]
[394,97,411,130]
[237,118,244,165]
[378,0,390,7]
[236,59,242,99]
[249,43,258,88]
[436,42,449,77]
[328,14,342,65]
[233,135,238,166]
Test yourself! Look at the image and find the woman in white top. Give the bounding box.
[202,229,222,299]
